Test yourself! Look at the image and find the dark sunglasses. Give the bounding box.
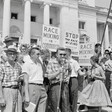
[36,53,40,56]
[59,53,66,56]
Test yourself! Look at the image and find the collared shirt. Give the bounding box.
[23,54,31,63]
[0,61,22,87]
[47,58,70,84]
[105,59,112,71]
[68,57,80,77]
[22,58,43,84]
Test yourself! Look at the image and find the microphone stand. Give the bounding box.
[57,59,65,112]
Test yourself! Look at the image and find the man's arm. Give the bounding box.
[47,68,62,80]
[73,60,85,76]
[78,69,85,76]
[22,63,30,106]
[0,66,6,107]
[0,80,6,106]
[23,72,29,106]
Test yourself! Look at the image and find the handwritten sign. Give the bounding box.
[42,25,60,51]
[65,32,79,56]
[79,43,94,66]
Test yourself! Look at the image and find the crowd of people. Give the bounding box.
[0,36,112,112]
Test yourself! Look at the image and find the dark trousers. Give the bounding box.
[77,75,84,92]
[69,77,78,112]
[105,70,111,96]
[48,82,71,112]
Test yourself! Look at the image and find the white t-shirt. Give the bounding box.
[22,58,43,84]
[69,58,80,77]
[23,55,31,63]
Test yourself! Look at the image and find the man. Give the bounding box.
[47,47,71,112]
[105,51,112,97]
[0,45,29,112]
[94,43,102,63]
[22,47,47,112]
[94,43,101,57]
[100,50,110,95]
[40,49,51,112]
[0,36,16,64]
[40,49,50,90]
[66,48,85,112]
[4,36,15,47]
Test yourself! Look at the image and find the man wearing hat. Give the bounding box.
[0,45,29,112]
[4,36,16,48]
[0,36,16,64]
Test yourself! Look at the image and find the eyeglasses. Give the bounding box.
[36,53,40,56]
[8,52,17,56]
[59,54,66,56]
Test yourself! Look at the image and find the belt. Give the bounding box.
[29,83,43,86]
[50,81,68,87]
[70,77,77,79]
[3,85,19,89]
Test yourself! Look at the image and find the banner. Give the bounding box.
[42,25,60,51]
[79,42,94,66]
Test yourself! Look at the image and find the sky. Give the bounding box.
[96,0,110,8]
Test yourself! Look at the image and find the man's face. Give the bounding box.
[57,50,66,62]
[7,51,17,61]
[21,46,26,53]
[31,49,40,61]
[66,51,70,59]
[104,51,110,59]
[95,46,101,54]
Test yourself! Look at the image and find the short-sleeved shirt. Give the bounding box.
[0,62,22,87]
[105,59,112,71]
[22,58,43,84]
[69,58,80,77]
[47,58,71,84]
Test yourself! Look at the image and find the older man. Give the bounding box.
[0,45,29,112]
[22,47,47,112]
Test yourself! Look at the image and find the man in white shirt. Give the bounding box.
[22,47,47,112]
[66,48,85,112]
[105,51,112,97]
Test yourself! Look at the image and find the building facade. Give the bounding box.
[0,0,112,65]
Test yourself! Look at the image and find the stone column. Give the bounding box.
[2,0,11,41]
[105,24,110,50]
[23,0,32,44]
[43,3,51,25]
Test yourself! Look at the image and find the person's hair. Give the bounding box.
[66,48,71,55]
[95,43,101,48]
[109,51,112,56]
[104,49,110,54]
[29,47,40,56]
[90,56,99,64]
[41,49,50,56]
[56,47,65,53]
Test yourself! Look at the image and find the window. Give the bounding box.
[11,13,18,19]
[79,21,85,30]
[31,16,36,22]
[31,39,37,44]
[50,18,53,25]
